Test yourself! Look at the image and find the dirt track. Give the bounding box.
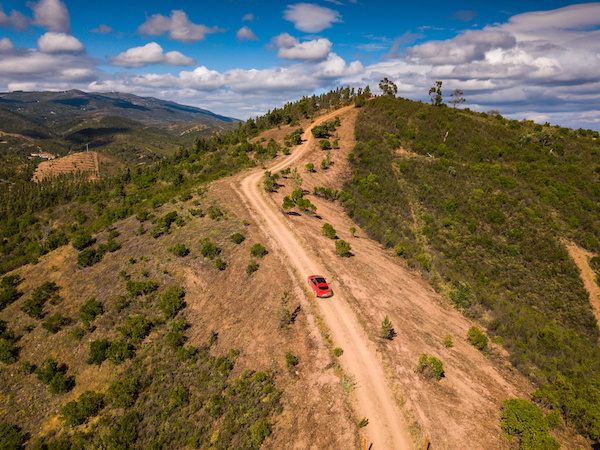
[234,106,412,448]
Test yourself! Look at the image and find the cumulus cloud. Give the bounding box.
[179,66,225,91]
[272,33,332,61]
[284,3,342,33]
[0,37,16,52]
[29,0,71,33]
[315,53,363,78]
[110,42,196,68]
[137,10,224,43]
[237,26,258,41]
[38,32,84,53]
[406,30,517,65]
[0,6,29,31]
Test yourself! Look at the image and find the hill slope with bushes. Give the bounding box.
[343,96,600,442]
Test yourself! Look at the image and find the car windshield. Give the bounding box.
[315,277,327,284]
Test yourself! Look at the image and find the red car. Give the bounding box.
[307,275,332,298]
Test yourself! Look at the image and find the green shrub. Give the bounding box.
[117,316,153,343]
[335,240,352,257]
[114,295,130,312]
[319,139,332,150]
[333,347,344,357]
[500,399,559,450]
[0,423,26,450]
[20,282,59,318]
[443,335,454,348]
[230,233,245,244]
[200,238,220,259]
[0,340,19,364]
[125,280,158,296]
[415,353,444,380]
[321,223,337,239]
[35,359,75,394]
[249,420,271,446]
[41,313,72,334]
[214,258,226,271]
[207,205,223,220]
[467,326,488,350]
[77,248,102,267]
[59,391,105,427]
[380,316,394,340]
[165,331,187,349]
[79,297,104,327]
[87,339,110,365]
[71,231,95,251]
[159,286,186,319]
[285,352,298,372]
[107,376,141,408]
[105,339,135,364]
[250,243,267,258]
[246,260,259,275]
[168,243,189,257]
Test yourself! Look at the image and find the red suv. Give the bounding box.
[307,275,332,298]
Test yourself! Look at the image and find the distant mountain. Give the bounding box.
[0,91,241,171]
[0,90,238,127]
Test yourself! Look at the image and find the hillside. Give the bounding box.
[0,90,240,181]
[0,89,599,449]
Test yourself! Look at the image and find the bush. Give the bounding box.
[77,248,102,267]
[20,282,59,319]
[105,339,135,364]
[0,340,19,365]
[467,326,488,350]
[87,339,110,365]
[443,335,454,347]
[0,423,26,450]
[319,139,332,150]
[415,353,444,380]
[125,280,158,296]
[380,316,394,340]
[501,399,559,450]
[214,259,226,271]
[250,243,267,258]
[71,231,95,251]
[200,238,220,259]
[107,376,141,408]
[118,316,153,343]
[335,240,352,257]
[59,391,105,427]
[41,313,72,334]
[246,260,259,275]
[230,232,245,244]
[285,352,299,372]
[321,223,337,239]
[159,286,186,319]
[168,243,189,257]
[79,297,104,327]
[36,359,75,394]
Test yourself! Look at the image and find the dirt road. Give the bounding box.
[235,106,413,449]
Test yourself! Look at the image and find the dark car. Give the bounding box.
[307,275,332,298]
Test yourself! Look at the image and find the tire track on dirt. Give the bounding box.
[233,106,412,449]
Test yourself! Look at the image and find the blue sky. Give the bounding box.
[1,1,599,130]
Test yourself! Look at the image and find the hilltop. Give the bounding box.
[0,88,599,449]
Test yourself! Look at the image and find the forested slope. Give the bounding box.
[343,96,600,442]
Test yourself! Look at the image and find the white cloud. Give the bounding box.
[406,30,516,65]
[315,53,363,78]
[29,0,71,33]
[284,3,342,33]
[237,26,258,41]
[242,13,254,22]
[38,32,84,53]
[179,66,226,91]
[272,33,332,61]
[0,38,16,52]
[110,42,196,68]
[0,6,29,31]
[137,10,223,43]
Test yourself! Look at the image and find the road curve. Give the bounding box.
[235,106,412,449]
